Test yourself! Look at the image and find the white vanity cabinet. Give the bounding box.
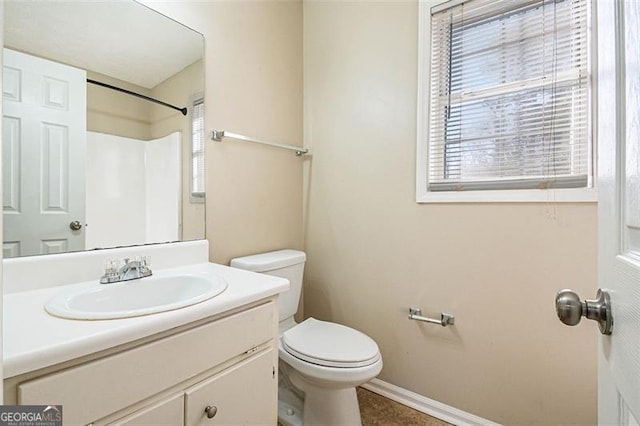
[183,349,275,426]
[110,393,185,426]
[109,349,275,426]
[6,299,279,426]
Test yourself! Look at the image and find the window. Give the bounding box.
[190,95,205,202]
[417,0,593,201]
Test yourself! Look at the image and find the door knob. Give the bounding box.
[204,405,218,419]
[69,220,82,231]
[555,289,612,335]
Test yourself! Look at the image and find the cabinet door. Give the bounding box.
[18,302,275,426]
[185,349,276,426]
[108,393,184,426]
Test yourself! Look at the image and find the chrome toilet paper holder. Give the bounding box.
[408,307,455,327]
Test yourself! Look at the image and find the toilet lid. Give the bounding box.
[282,318,380,368]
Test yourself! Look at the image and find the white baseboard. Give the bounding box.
[361,378,501,426]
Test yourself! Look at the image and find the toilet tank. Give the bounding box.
[230,250,306,322]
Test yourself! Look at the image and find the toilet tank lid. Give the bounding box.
[230,249,306,272]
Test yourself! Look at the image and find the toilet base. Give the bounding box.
[288,368,362,426]
[278,397,303,426]
[278,360,304,426]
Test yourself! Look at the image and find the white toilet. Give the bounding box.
[230,249,383,426]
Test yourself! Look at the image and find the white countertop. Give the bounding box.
[3,262,289,378]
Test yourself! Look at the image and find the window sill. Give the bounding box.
[416,188,597,203]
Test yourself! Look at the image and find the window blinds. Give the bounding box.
[427,0,589,191]
[191,98,205,198]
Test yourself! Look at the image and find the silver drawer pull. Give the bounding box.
[204,405,218,419]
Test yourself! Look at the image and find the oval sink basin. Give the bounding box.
[45,273,228,320]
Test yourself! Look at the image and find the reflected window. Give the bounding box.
[191,95,205,202]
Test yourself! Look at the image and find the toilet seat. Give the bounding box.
[282,318,380,368]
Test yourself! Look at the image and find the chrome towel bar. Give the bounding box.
[211,130,309,156]
[408,307,455,327]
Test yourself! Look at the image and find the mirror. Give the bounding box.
[2,1,205,258]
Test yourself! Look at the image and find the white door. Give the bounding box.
[2,49,86,258]
[597,1,640,423]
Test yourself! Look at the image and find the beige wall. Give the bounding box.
[149,60,202,138]
[150,60,205,241]
[87,71,152,140]
[303,1,597,424]
[143,1,304,264]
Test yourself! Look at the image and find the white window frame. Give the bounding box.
[416,0,597,203]
[189,93,205,204]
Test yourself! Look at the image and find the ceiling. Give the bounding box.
[4,1,203,89]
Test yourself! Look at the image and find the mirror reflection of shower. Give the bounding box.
[86,132,181,250]
[2,1,205,259]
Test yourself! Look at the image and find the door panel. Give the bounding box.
[623,0,640,259]
[3,65,21,101]
[41,123,69,212]
[2,48,86,257]
[2,115,20,212]
[40,239,68,255]
[598,0,640,423]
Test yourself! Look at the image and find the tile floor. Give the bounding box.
[277,387,450,425]
[357,387,451,426]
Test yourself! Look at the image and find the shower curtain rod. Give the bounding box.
[86,78,188,116]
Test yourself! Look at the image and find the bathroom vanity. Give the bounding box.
[1,1,289,423]
[3,242,288,426]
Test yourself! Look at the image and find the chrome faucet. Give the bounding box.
[100,257,152,284]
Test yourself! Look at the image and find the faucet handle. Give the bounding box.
[140,255,152,278]
[100,258,120,284]
[103,258,117,273]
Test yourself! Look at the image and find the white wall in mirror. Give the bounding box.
[86,132,181,250]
